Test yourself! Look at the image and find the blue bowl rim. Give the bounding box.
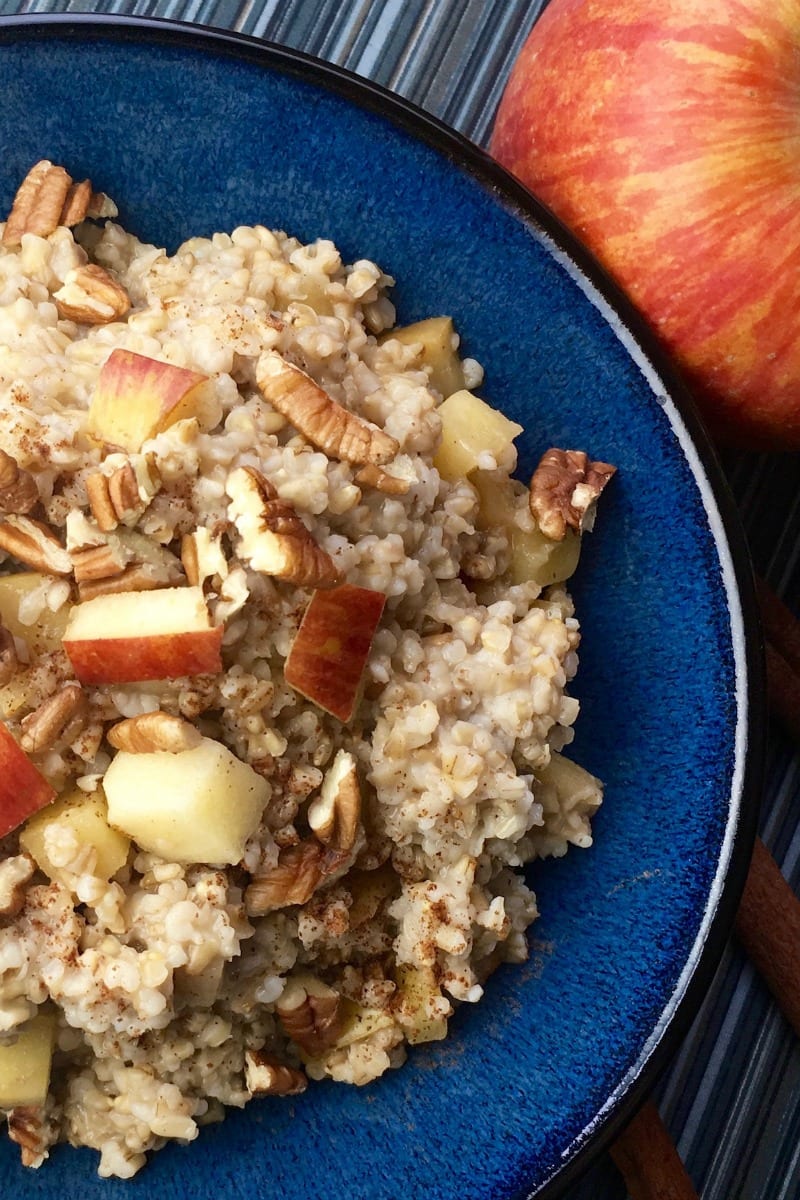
[0,12,766,1199]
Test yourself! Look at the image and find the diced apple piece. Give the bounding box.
[382,317,466,399]
[0,1013,57,1108]
[433,390,523,482]
[394,964,449,1045]
[472,470,582,586]
[19,785,130,886]
[509,525,581,587]
[62,586,223,685]
[284,584,386,723]
[334,1001,396,1050]
[0,722,56,838]
[87,349,215,453]
[103,735,268,865]
[0,572,71,655]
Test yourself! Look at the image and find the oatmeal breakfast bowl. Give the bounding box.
[0,14,762,1200]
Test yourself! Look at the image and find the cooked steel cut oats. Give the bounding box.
[0,161,614,1178]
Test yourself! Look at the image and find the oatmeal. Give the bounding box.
[0,161,613,1178]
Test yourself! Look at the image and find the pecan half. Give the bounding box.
[245,840,327,915]
[256,350,398,466]
[0,624,18,688]
[529,448,616,541]
[354,462,411,496]
[226,466,339,589]
[107,711,203,754]
[307,749,361,852]
[54,263,130,325]
[20,682,87,753]
[2,160,71,246]
[0,516,72,575]
[0,449,38,515]
[276,975,345,1058]
[244,1050,307,1097]
[0,853,35,917]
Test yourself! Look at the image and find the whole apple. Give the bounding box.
[491,0,800,449]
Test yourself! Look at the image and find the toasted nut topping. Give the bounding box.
[244,1050,307,1097]
[107,711,203,754]
[0,449,39,516]
[54,263,130,325]
[71,541,131,583]
[0,624,18,687]
[276,975,345,1057]
[87,191,118,220]
[529,448,616,541]
[76,562,175,601]
[181,527,229,589]
[59,179,93,228]
[7,1104,53,1168]
[0,516,72,575]
[354,462,411,496]
[256,350,398,466]
[0,853,35,917]
[106,460,142,524]
[2,160,72,246]
[226,466,339,589]
[308,749,361,851]
[20,682,87,753]
[85,472,118,532]
[245,841,326,915]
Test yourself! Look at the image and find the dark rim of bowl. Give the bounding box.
[0,12,766,1199]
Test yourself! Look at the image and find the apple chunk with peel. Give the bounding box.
[19,785,130,887]
[284,583,386,723]
[0,721,56,838]
[0,1012,57,1108]
[103,736,269,865]
[62,586,223,685]
[87,349,214,453]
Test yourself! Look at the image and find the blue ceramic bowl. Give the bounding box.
[0,15,763,1200]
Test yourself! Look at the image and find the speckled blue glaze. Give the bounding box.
[0,18,762,1200]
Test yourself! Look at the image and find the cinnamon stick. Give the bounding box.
[610,1100,698,1199]
[735,836,800,1038]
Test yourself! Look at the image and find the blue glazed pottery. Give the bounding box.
[0,16,762,1200]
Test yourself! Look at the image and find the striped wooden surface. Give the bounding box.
[1,2,798,1197]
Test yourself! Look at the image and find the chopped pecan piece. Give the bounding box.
[0,449,38,515]
[86,459,147,532]
[7,1103,56,1168]
[181,526,229,589]
[0,853,35,917]
[0,516,72,575]
[276,975,345,1058]
[244,1050,307,1097]
[59,179,93,228]
[20,682,87,753]
[529,448,616,541]
[2,160,72,246]
[0,624,18,687]
[54,263,130,325]
[226,466,339,589]
[256,350,398,466]
[107,711,203,754]
[245,840,326,915]
[354,462,411,496]
[307,749,361,852]
[71,541,131,584]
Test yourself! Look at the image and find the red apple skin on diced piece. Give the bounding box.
[62,586,224,685]
[64,628,223,686]
[0,721,56,837]
[285,584,386,723]
[87,349,211,453]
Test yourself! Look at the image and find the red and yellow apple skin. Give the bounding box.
[87,349,211,452]
[62,587,224,685]
[285,584,386,723]
[0,721,56,837]
[491,0,800,449]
